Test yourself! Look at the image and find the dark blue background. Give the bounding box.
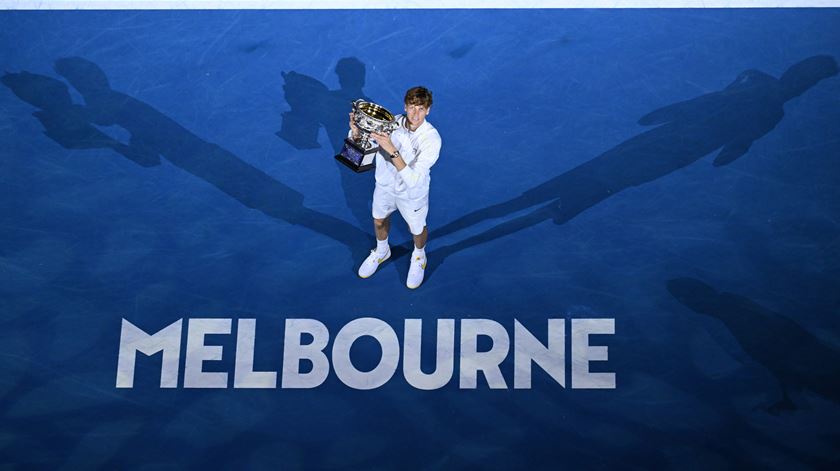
[1,9,839,469]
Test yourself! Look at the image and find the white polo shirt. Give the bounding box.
[374,115,442,201]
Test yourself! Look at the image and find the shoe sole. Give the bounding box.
[358,252,391,279]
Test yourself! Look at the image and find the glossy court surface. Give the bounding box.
[1,6,839,469]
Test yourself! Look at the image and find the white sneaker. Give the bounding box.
[406,253,427,289]
[358,248,391,278]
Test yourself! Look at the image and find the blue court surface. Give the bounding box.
[2,6,840,469]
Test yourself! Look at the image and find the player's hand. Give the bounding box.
[370,131,396,155]
[349,112,360,139]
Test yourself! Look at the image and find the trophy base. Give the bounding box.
[335,138,377,173]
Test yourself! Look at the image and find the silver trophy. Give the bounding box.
[335,99,399,172]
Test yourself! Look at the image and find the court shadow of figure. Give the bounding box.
[2,57,372,267]
[667,277,840,415]
[421,56,838,279]
[278,57,375,228]
[0,72,160,166]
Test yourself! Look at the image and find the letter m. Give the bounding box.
[116,319,183,388]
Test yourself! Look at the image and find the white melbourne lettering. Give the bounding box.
[116,317,616,390]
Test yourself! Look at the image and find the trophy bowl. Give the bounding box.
[353,100,399,141]
[335,99,399,173]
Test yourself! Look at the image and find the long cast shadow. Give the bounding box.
[2,57,372,267]
[277,57,375,229]
[417,56,838,279]
[667,277,840,414]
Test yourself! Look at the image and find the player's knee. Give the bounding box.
[373,218,388,230]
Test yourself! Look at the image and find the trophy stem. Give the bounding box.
[339,99,397,173]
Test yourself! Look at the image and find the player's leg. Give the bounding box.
[374,216,391,242]
[397,197,429,289]
[358,187,395,278]
[412,225,427,250]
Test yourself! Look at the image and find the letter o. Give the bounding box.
[332,318,399,390]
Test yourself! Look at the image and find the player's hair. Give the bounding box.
[404,86,433,108]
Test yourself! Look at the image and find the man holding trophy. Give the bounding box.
[346,86,441,289]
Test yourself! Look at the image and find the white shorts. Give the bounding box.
[372,185,429,236]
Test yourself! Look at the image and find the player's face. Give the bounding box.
[404,103,430,129]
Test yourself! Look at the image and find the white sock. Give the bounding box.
[412,245,426,259]
[376,238,389,254]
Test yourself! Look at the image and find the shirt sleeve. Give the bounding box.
[397,131,441,189]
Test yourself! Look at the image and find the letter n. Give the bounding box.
[514,319,565,389]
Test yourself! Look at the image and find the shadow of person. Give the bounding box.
[666,277,840,414]
[0,71,160,167]
[277,57,375,228]
[2,57,372,267]
[421,56,838,279]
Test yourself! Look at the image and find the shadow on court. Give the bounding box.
[278,57,376,229]
[667,277,840,414]
[411,56,838,283]
[3,56,838,286]
[2,57,373,272]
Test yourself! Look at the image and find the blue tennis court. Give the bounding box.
[1,5,839,469]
